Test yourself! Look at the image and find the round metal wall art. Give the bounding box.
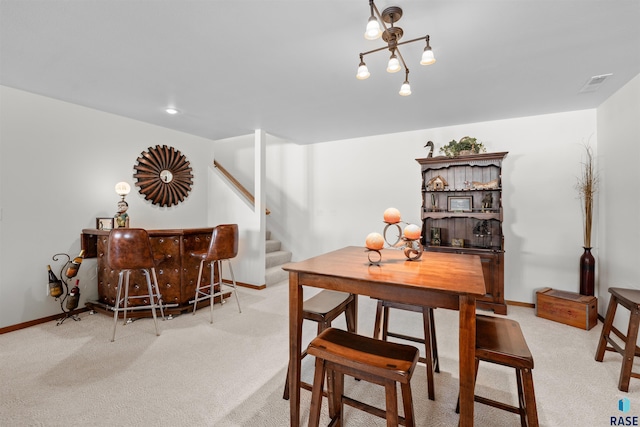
[133,145,193,207]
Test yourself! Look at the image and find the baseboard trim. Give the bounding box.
[0,307,90,334]
[223,279,266,290]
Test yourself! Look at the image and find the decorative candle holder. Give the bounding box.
[365,221,423,265]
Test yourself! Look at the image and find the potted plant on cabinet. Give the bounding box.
[439,136,486,157]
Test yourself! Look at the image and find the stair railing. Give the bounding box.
[214,160,270,215]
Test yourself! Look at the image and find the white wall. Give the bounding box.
[208,132,266,286]
[0,86,213,328]
[597,74,640,331]
[265,110,598,305]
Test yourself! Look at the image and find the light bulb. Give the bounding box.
[165,107,179,115]
[399,81,412,96]
[420,48,436,66]
[387,55,401,73]
[356,63,370,80]
[364,17,382,40]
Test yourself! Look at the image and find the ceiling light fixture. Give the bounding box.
[165,107,180,115]
[356,0,436,96]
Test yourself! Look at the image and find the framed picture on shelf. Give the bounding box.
[96,217,114,231]
[448,196,472,212]
[451,238,464,247]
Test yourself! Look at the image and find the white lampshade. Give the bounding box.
[386,55,401,73]
[115,181,131,196]
[364,17,382,40]
[399,81,412,96]
[356,63,370,80]
[420,48,436,66]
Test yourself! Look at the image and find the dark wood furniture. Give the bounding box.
[373,300,439,400]
[283,290,357,400]
[283,246,486,427]
[307,327,419,427]
[107,228,164,341]
[417,152,508,314]
[81,227,215,317]
[595,287,640,392]
[457,314,539,427]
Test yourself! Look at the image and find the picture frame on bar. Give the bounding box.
[96,217,114,231]
[448,196,472,212]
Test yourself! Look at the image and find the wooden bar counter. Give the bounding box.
[81,227,215,317]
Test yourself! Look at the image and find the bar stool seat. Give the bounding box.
[107,228,165,342]
[283,290,357,400]
[307,327,419,427]
[595,287,640,392]
[373,299,439,400]
[457,314,539,427]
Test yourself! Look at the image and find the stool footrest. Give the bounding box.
[474,395,521,415]
[342,395,408,426]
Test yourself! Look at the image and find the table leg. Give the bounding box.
[458,295,476,427]
[289,272,303,427]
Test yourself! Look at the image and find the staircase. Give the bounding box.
[265,231,292,286]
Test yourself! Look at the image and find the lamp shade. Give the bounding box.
[387,55,401,73]
[365,17,382,40]
[356,63,370,80]
[420,48,436,65]
[399,81,412,96]
[115,181,131,196]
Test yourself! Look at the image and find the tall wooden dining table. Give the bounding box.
[283,245,486,427]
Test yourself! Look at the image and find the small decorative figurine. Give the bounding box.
[482,193,493,211]
[424,141,434,158]
[114,200,130,228]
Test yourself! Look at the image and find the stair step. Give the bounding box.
[266,239,281,253]
[266,250,292,269]
[266,265,289,286]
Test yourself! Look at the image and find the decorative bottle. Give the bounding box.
[47,265,63,298]
[65,249,85,278]
[66,280,80,311]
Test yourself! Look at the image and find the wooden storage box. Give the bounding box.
[536,287,597,330]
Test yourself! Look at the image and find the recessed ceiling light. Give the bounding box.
[165,107,180,115]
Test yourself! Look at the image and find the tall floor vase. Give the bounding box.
[579,247,595,296]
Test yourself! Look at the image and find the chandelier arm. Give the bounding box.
[359,45,394,57]
[395,47,409,73]
[394,35,431,49]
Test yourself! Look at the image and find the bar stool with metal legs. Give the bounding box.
[595,287,640,392]
[190,224,241,323]
[108,228,165,342]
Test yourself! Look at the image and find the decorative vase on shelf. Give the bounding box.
[579,247,595,296]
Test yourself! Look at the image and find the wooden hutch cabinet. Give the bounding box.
[416,152,508,314]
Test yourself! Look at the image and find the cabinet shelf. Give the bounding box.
[422,210,501,220]
[422,187,502,193]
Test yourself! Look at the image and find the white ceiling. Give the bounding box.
[1,0,639,144]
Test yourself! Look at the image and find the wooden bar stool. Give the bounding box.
[595,287,640,392]
[307,327,419,427]
[107,228,165,342]
[283,290,357,400]
[373,300,439,400]
[189,224,241,323]
[456,315,539,427]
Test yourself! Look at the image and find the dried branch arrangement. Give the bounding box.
[576,144,598,247]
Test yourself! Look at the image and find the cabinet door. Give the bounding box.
[477,252,506,314]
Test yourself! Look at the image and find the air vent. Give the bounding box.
[579,73,613,93]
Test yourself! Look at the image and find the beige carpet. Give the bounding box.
[2,281,639,426]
